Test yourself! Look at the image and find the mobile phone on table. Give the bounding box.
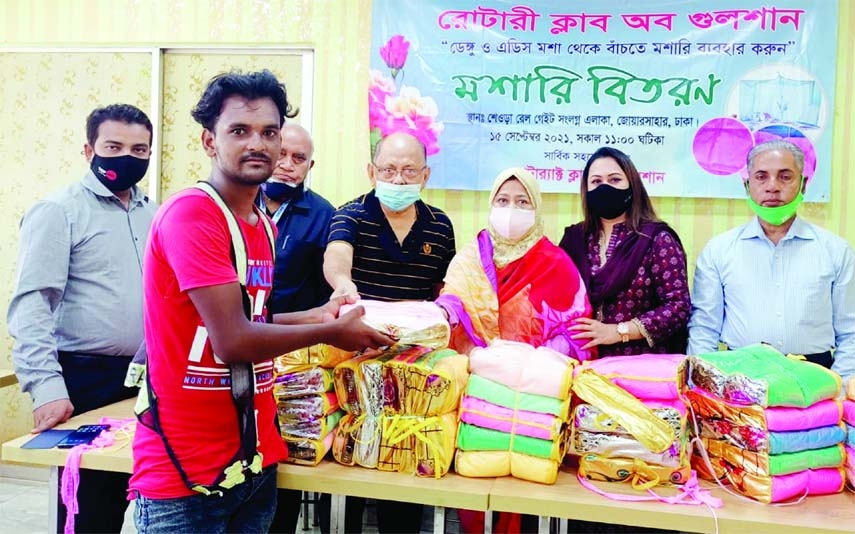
[55,424,111,449]
[22,429,74,449]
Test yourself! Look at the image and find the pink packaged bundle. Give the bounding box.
[573,353,684,401]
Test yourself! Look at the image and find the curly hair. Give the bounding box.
[191,70,297,131]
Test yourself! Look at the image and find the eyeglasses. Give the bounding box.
[374,165,426,181]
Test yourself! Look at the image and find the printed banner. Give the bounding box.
[369,0,837,200]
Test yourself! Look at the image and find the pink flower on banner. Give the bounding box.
[380,34,410,78]
[382,85,444,155]
[368,69,395,130]
[369,34,444,157]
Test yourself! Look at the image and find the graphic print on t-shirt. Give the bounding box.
[183,257,275,394]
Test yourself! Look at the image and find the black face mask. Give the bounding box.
[90,154,149,192]
[261,180,302,202]
[586,184,633,220]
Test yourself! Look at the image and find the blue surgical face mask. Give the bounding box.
[374,180,422,212]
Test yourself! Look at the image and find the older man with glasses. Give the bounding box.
[321,131,456,533]
[324,131,456,303]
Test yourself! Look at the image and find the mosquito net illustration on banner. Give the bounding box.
[692,112,818,199]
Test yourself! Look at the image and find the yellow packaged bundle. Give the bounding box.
[333,346,413,415]
[383,347,468,416]
[569,403,687,468]
[334,353,377,416]
[284,425,337,466]
[376,412,458,478]
[578,454,692,488]
[276,344,355,369]
[276,402,344,438]
[455,446,567,485]
[340,300,450,348]
[331,413,382,468]
[272,364,334,399]
[572,369,675,455]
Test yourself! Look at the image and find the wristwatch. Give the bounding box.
[616,322,630,343]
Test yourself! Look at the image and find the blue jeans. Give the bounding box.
[134,465,277,533]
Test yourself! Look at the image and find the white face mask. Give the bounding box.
[489,206,536,240]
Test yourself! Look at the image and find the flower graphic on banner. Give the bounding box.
[369,34,444,157]
[380,34,409,79]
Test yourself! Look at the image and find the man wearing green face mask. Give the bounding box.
[688,140,855,385]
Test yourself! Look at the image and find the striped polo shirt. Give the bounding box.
[328,190,456,301]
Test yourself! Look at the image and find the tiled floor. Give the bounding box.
[0,473,457,534]
[0,474,136,534]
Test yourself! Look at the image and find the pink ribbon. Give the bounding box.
[576,470,723,508]
[60,417,135,534]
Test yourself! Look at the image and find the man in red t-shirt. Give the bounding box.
[130,70,393,533]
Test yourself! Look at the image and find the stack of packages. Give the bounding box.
[273,345,353,465]
[680,343,847,503]
[455,340,576,484]
[331,300,469,478]
[843,376,855,488]
[569,354,692,487]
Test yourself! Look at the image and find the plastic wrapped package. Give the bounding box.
[276,344,356,369]
[333,346,414,415]
[694,456,846,503]
[578,454,692,486]
[679,344,841,407]
[573,353,685,401]
[285,429,336,466]
[340,300,451,349]
[332,412,457,477]
[272,365,334,399]
[376,412,458,478]
[455,449,564,485]
[459,396,563,441]
[700,437,845,476]
[569,403,686,468]
[277,392,339,424]
[383,347,469,416]
[845,445,855,489]
[332,413,381,468]
[468,340,575,399]
[281,410,344,441]
[572,370,676,454]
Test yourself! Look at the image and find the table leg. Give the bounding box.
[330,494,346,534]
[433,506,446,533]
[538,515,550,534]
[49,466,59,533]
[484,510,492,534]
[558,517,568,534]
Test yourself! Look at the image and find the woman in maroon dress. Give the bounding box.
[560,146,691,357]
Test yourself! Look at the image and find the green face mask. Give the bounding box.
[745,176,804,226]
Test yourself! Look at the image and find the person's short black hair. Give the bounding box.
[86,104,153,146]
[191,70,297,131]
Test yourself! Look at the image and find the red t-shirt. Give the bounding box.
[130,189,287,499]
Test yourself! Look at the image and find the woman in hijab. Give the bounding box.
[436,167,593,362]
[437,167,592,534]
[560,147,690,357]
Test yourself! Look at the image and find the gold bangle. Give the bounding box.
[631,317,654,348]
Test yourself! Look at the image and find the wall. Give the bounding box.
[1,0,853,443]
